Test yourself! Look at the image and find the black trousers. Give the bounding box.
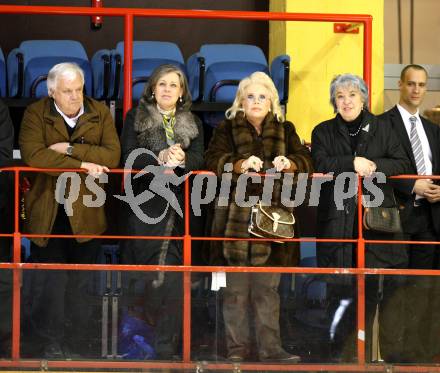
[0,236,12,357]
[402,202,440,362]
[122,245,183,359]
[329,273,406,363]
[25,207,100,354]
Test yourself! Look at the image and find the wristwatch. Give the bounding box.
[66,144,74,156]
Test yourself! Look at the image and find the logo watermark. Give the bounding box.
[54,149,386,222]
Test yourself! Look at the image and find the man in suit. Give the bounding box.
[380,64,440,362]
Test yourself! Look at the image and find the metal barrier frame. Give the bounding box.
[1,166,439,372]
[2,4,438,372]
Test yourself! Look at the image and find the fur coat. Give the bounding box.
[120,100,204,270]
[205,112,313,266]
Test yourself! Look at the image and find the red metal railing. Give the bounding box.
[0,5,373,115]
[0,167,440,372]
[0,4,417,371]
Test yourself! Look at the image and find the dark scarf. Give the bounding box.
[134,98,199,152]
[337,110,364,153]
[223,112,292,266]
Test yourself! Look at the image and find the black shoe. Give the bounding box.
[44,343,64,359]
[260,351,301,363]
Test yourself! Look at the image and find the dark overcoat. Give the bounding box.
[311,110,411,269]
[380,105,440,236]
[120,101,204,265]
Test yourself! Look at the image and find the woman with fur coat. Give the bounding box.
[205,72,313,363]
[120,64,204,359]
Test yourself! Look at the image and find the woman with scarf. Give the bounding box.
[311,73,410,362]
[120,64,204,359]
[205,71,313,363]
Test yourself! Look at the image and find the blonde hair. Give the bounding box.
[225,71,284,122]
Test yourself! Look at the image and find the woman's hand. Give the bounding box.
[159,144,185,167]
[241,155,263,173]
[354,156,376,177]
[272,155,291,172]
[168,144,185,164]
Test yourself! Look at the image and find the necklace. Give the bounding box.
[348,122,363,137]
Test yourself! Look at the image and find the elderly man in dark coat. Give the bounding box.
[19,62,120,358]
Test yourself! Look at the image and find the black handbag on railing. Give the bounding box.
[363,190,402,233]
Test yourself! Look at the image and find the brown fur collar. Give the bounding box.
[231,111,286,169]
[134,99,199,152]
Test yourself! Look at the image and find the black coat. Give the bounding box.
[311,110,410,269]
[0,100,14,231]
[379,105,440,236]
[120,105,204,265]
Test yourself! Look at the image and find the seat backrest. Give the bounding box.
[9,40,92,98]
[113,41,186,100]
[0,48,5,97]
[199,44,268,102]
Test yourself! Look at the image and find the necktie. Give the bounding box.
[409,116,426,175]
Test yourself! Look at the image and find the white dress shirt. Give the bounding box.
[397,104,433,176]
[54,102,84,129]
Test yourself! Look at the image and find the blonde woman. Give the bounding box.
[205,72,313,363]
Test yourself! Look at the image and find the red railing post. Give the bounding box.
[11,169,21,360]
[123,13,133,119]
[182,176,192,362]
[357,175,366,364]
[363,17,373,107]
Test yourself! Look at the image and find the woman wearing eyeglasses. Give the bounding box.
[205,71,313,363]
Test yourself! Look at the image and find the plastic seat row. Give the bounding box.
[1,40,290,105]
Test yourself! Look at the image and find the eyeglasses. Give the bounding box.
[245,94,268,104]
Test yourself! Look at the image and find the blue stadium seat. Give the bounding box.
[187,44,268,103]
[0,48,6,97]
[7,40,92,98]
[91,49,112,100]
[187,44,290,127]
[110,41,186,100]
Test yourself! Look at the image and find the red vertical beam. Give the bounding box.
[182,177,192,362]
[363,17,373,108]
[11,169,21,360]
[123,13,133,119]
[356,175,366,364]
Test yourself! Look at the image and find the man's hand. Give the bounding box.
[413,179,440,203]
[49,142,69,154]
[80,162,109,178]
[413,179,434,196]
[354,156,377,177]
